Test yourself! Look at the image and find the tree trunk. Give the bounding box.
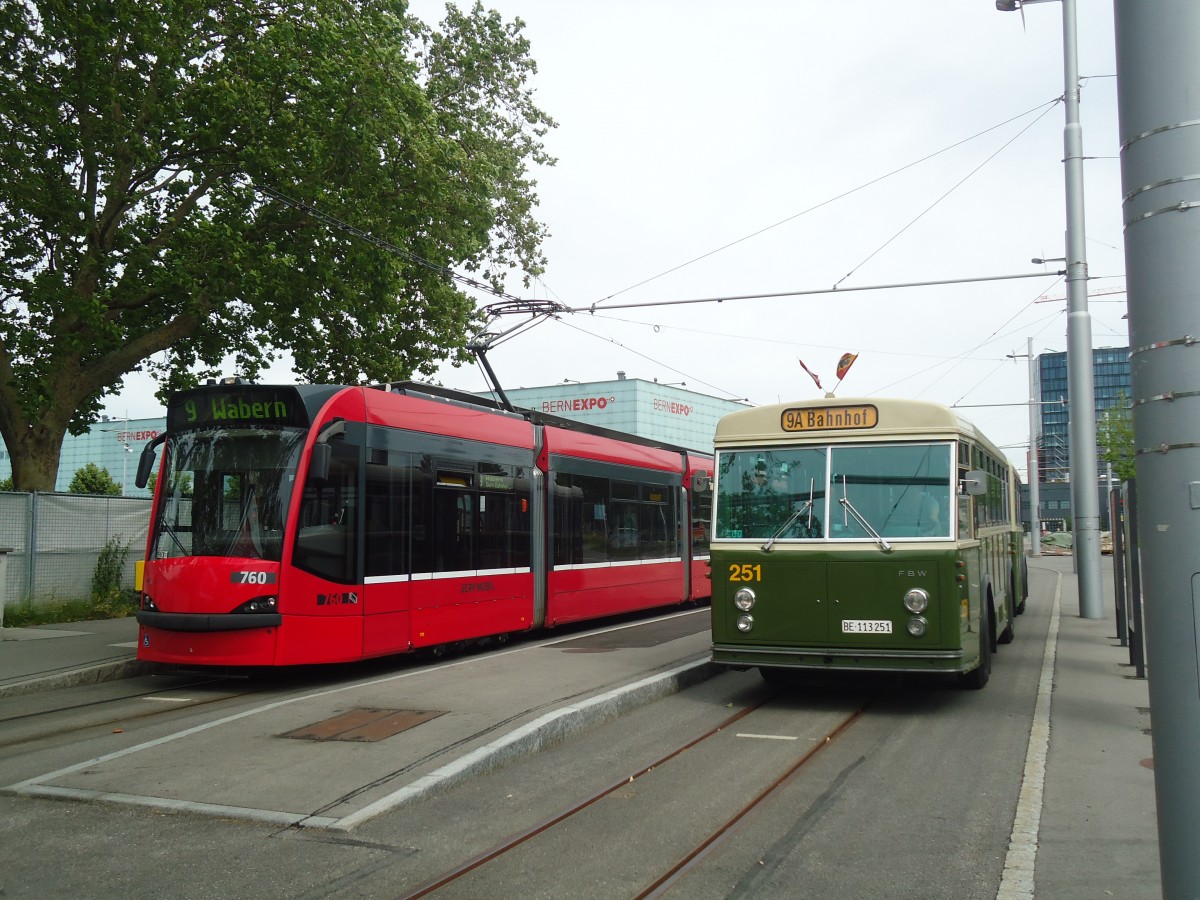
[7,421,70,493]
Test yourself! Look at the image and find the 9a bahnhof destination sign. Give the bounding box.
[781,404,879,433]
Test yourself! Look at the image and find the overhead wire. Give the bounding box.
[550,317,744,400]
[831,102,1060,289]
[591,98,1062,308]
[882,276,1066,399]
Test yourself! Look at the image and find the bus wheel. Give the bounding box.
[960,614,992,690]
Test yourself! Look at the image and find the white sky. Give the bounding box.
[104,0,1128,477]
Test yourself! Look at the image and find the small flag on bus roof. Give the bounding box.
[798,358,823,391]
[836,352,859,381]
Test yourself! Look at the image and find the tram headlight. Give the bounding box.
[906,616,928,637]
[733,588,756,611]
[736,614,754,633]
[903,588,929,614]
[236,596,279,614]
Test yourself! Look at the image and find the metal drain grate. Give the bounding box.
[282,708,445,742]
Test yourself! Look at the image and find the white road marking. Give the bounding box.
[997,571,1061,900]
[735,733,799,741]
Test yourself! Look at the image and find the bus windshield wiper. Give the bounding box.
[762,500,812,552]
[838,496,892,553]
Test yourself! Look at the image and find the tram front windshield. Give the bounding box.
[150,427,307,561]
[715,442,953,540]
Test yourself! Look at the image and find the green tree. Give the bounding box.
[1098,391,1136,482]
[0,476,13,491]
[68,462,122,495]
[0,0,555,491]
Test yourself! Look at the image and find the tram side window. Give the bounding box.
[609,480,641,558]
[400,459,533,575]
[552,471,679,564]
[364,449,412,579]
[639,484,678,559]
[478,464,531,570]
[552,472,606,566]
[294,435,359,583]
[432,467,475,573]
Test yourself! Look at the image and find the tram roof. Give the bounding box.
[375,380,710,461]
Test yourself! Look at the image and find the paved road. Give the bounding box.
[0,559,1160,898]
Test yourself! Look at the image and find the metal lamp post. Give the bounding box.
[995,0,1103,617]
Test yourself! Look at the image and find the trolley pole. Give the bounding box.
[1114,1,1200,893]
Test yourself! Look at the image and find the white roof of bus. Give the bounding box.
[714,397,996,452]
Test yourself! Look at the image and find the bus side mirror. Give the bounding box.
[308,419,346,482]
[691,471,711,493]
[961,470,987,496]
[135,435,166,489]
[308,443,331,482]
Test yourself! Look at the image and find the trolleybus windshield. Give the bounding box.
[150,427,307,562]
[715,442,952,541]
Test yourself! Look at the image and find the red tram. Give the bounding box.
[133,381,713,666]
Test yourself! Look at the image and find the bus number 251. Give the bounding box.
[729,564,762,582]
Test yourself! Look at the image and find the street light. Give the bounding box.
[995,0,1103,618]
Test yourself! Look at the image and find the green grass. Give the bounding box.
[2,590,139,628]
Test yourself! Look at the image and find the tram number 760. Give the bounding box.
[230,571,278,585]
[728,564,762,582]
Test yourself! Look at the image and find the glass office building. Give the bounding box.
[1033,347,1131,483]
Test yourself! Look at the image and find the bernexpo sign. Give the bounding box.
[541,396,615,413]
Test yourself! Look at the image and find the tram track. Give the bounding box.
[0,609,700,758]
[394,688,878,900]
[0,676,260,752]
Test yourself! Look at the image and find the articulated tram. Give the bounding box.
[133,381,712,667]
[709,398,1026,688]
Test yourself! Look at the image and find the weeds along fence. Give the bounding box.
[0,492,151,608]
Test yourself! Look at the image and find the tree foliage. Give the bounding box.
[68,462,122,495]
[1098,392,1136,483]
[0,0,555,490]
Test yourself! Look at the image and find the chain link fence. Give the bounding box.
[0,492,150,608]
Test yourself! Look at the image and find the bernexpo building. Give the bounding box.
[0,417,164,498]
[475,372,748,453]
[0,374,747,495]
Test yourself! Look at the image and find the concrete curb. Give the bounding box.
[0,658,156,699]
[329,657,722,831]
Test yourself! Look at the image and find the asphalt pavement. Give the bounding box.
[0,553,1162,897]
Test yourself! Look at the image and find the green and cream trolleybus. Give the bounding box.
[709,398,1026,689]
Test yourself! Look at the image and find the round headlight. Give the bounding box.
[907,616,928,637]
[736,614,754,632]
[903,588,929,614]
[733,587,756,611]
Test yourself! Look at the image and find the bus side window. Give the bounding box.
[958,495,973,540]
